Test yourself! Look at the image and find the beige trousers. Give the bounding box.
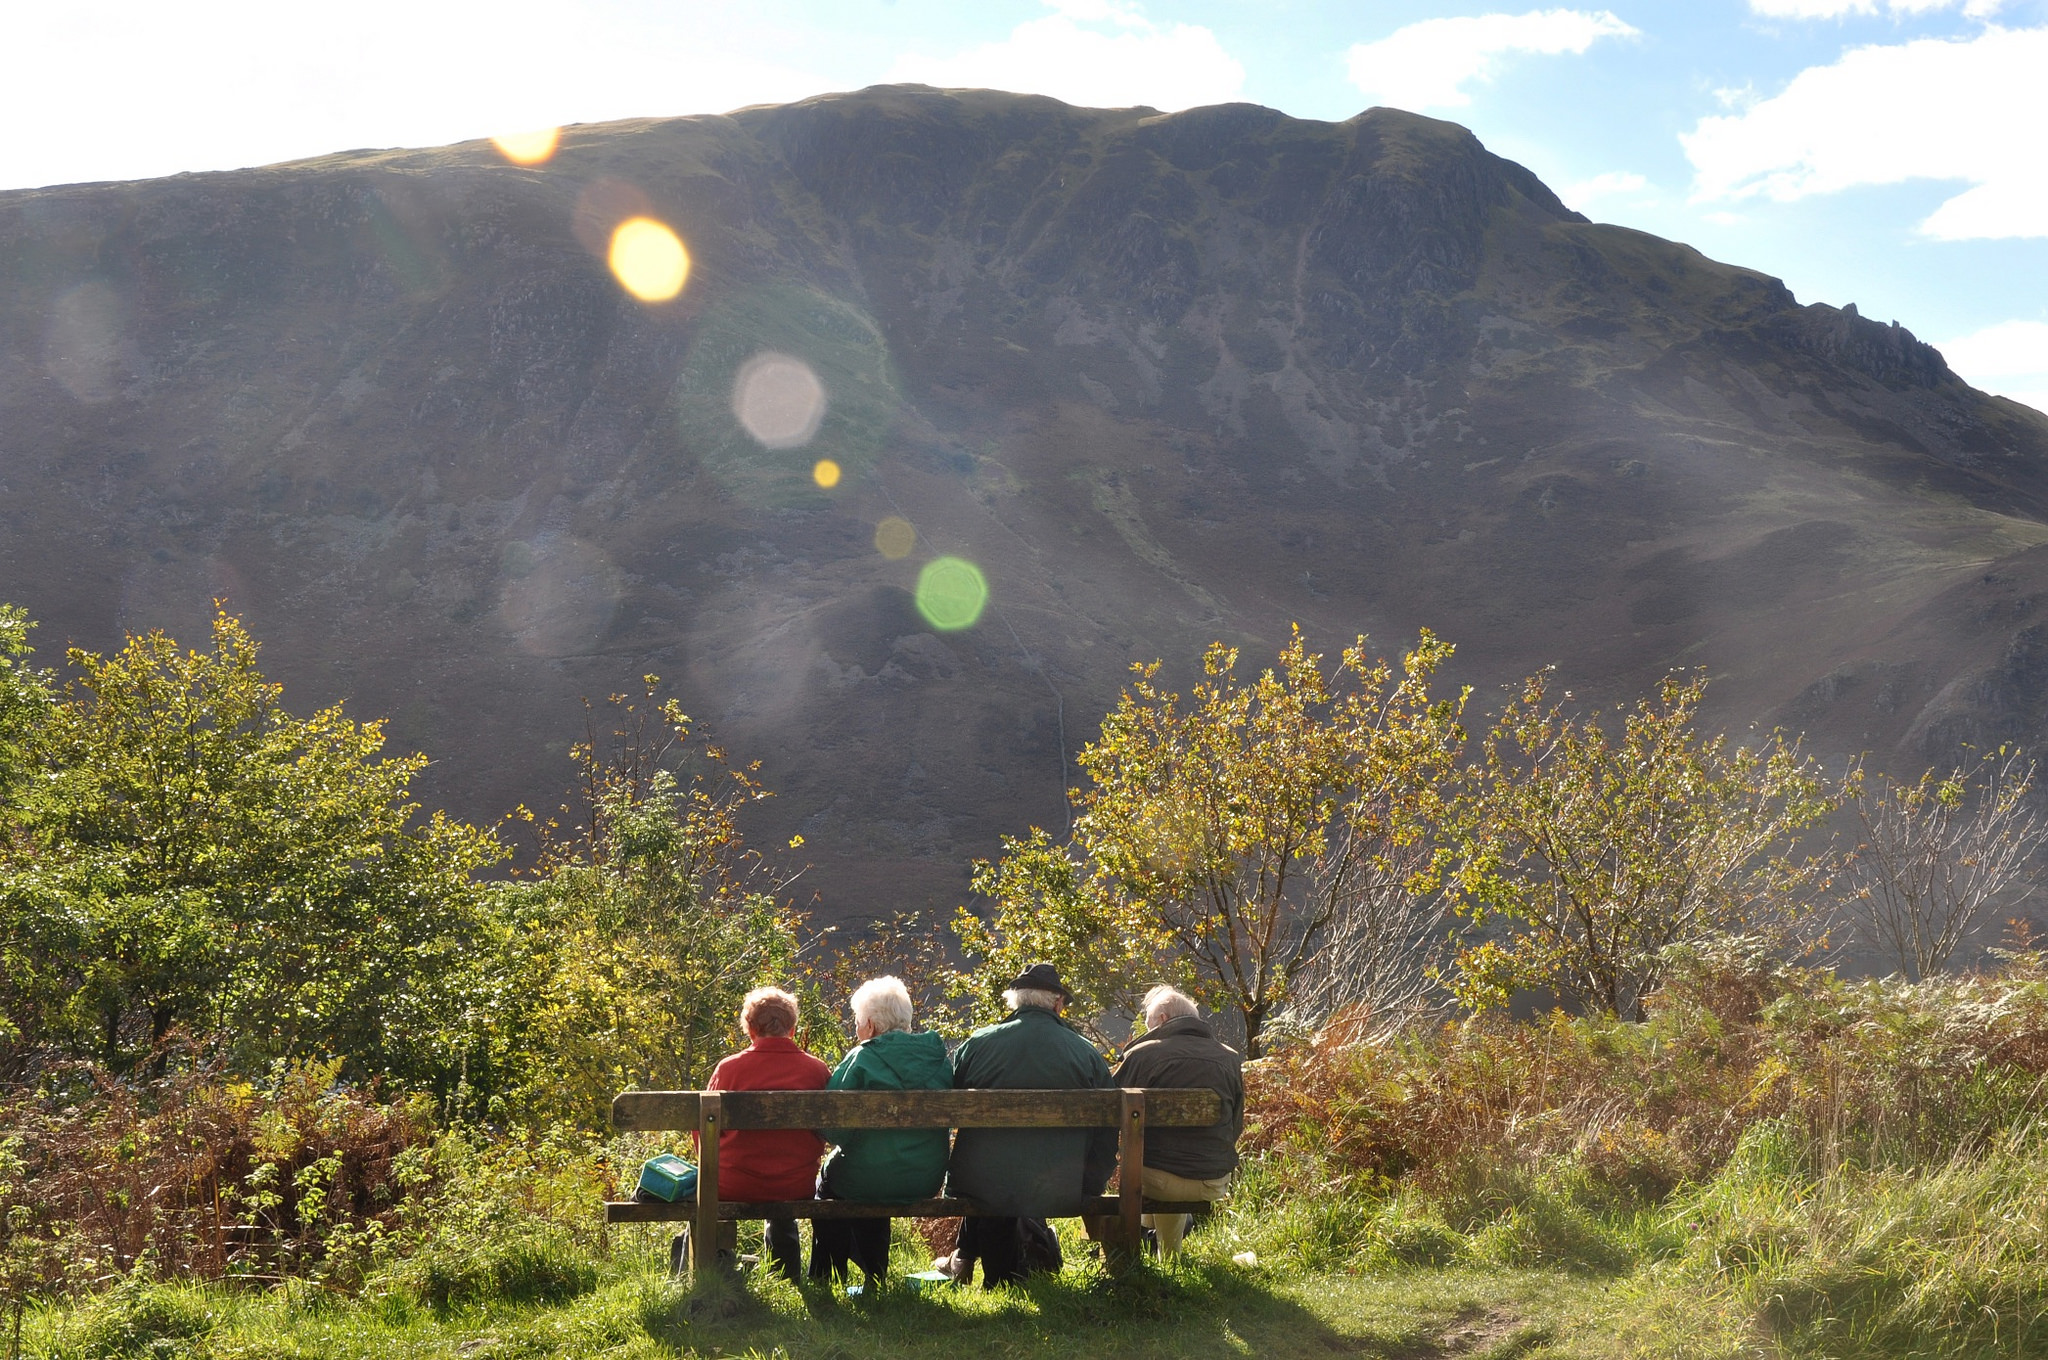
[1141,1165,1231,1255]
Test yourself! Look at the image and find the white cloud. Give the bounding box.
[1748,0,2008,17]
[1938,320,2048,414]
[1683,24,2048,239]
[1940,319,2048,376]
[885,2,1243,112]
[1344,10,1638,111]
[1564,171,1650,207]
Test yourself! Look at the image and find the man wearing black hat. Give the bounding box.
[941,963,1117,1286]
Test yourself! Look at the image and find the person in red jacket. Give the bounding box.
[704,985,831,1281]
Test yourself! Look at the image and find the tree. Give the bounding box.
[1454,668,1837,1020]
[1843,746,2041,980]
[966,628,1465,1056]
[0,608,503,1081]
[954,827,1164,1042]
[0,607,56,1061]
[494,680,807,1125]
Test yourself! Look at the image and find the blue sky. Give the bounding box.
[10,0,2045,408]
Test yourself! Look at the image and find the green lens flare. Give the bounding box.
[915,556,989,631]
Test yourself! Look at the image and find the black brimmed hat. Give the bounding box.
[1006,963,1072,1001]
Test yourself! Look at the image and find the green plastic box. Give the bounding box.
[636,1154,699,1202]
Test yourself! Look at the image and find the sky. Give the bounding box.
[8,0,2046,411]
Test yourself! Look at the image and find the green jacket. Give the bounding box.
[820,1028,952,1203]
[946,1006,1118,1216]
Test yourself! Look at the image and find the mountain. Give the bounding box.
[4,85,2046,919]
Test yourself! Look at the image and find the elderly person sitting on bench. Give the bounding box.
[943,963,1117,1287]
[1111,984,1244,1255]
[704,985,831,1282]
[810,975,952,1287]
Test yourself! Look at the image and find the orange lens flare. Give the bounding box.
[491,128,560,165]
[608,217,690,302]
[812,459,842,488]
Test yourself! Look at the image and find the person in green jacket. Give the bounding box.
[943,963,1117,1286]
[810,975,952,1286]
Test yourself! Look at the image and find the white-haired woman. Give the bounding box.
[810,975,951,1286]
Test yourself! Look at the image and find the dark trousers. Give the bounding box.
[810,1217,891,1283]
[954,1216,1060,1287]
[956,1216,1026,1287]
[763,1216,802,1283]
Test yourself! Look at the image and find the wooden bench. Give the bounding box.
[606,1087,1225,1277]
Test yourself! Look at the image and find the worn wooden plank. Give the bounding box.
[605,1196,1220,1224]
[1118,1089,1147,1249]
[613,1090,700,1132]
[693,1093,722,1279]
[612,1087,1222,1132]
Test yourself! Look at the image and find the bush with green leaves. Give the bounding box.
[0,608,504,1087]
[1453,668,1838,1020]
[961,627,1466,1054]
[49,1279,216,1359]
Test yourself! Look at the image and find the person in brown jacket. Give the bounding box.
[1110,984,1245,1255]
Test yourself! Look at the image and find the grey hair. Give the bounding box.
[1143,985,1198,1025]
[1004,986,1065,1013]
[850,975,913,1035]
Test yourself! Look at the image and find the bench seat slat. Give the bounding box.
[612,1087,1222,1132]
[603,1196,1220,1224]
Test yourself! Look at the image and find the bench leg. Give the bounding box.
[1099,1089,1147,1272]
[669,1224,739,1278]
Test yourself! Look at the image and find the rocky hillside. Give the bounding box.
[3,85,2045,917]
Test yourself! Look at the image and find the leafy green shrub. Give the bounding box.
[370,1126,607,1311]
[58,1280,214,1358]
[381,1227,596,1310]
[1,1059,433,1290]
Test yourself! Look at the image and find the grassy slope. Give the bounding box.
[32,956,2048,1358]
[17,1234,1639,1360]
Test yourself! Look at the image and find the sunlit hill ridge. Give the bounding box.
[2,84,2045,919]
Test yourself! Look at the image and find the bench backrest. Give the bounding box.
[610,1087,1226,1265]
[612,1087,1223,1132]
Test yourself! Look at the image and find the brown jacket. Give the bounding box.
[1111,1015,1244,1179]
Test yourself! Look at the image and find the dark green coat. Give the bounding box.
[819,1028,953,1203]
[946,1006,1118,1216]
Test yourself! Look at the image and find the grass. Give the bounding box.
[14,1228,1631,1360]
[32,1136,2048,1359]
[28,948,2048,1358]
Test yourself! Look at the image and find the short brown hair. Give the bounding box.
[741,986,799,1038]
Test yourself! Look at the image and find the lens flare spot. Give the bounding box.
[732,351,827,449]
[44,280,125,404]
[915,556,988,632]
[608,217,689,302]
[812,459,842,488]
[491,128,560,165]
[874,516,916,560]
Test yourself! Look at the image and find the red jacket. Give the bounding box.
[704,1035,832,1200]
